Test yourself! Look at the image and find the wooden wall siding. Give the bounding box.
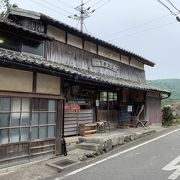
[21,19,45,33]
[0,139,56,167]
[30,139,55,158]
[146,96,162,124]
[0,143,29,167]
[46,41,146,83]
[64,109,93,136]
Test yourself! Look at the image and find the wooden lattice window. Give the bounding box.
[0,97,57,144]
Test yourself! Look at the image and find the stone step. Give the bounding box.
[68,148,98,161]
[77,142,103,153]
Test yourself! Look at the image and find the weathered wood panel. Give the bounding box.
[0,143,29,167]
[146,96,162,124]
[30,139,55,158]
[46,41,146,83]
[64,109,94,136]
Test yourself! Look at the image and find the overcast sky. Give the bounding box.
[9,0,180,80]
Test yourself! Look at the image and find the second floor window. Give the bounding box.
[0,30,44,56]
[23,38,43,56]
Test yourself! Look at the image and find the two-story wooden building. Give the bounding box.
[0,6,170,167]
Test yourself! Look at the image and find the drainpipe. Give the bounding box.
[160,93,171,100]
[61,98,67,156]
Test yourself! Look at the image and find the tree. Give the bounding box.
[0,0,11,17]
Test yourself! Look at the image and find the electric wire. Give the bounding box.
[156,0,178,16]
[40,0,74,15]
[84,0,94,5]
[55,0,75,9]
[165,0,180,13]
[31,0,69,17]
[110,21,177,41]
[83,23,88,33]
[103,14,170,38]
[90,0,107,8]
[76,20,80,28]
[93,0,112,10]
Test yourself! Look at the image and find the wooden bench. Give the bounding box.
[79,123,97,136]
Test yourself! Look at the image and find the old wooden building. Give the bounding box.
[0,6,170,167]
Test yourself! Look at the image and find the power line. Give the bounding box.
[83,23,88,33]
[93,0,112,10]
[68,0,96,32]
[31,0,69,17]
[103,14,170,38]
[90,0,106,8]
[165,0,180,13]
[76,20,80,28]
[110,21,177,41]
[68,0,112,31]
[55,0,75,10]
[84,0,94,5]
[156,0,178,16]
[40,0,74,15]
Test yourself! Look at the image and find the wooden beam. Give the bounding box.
[0,91,64,100]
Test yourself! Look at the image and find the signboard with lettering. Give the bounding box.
[64,105,80,111]
[92,58,118,72]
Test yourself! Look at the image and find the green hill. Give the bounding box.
[148,79,180,105]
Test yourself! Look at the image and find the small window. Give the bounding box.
[0,31,22,51]
[23,39,43,56]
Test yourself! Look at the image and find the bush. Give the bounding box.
[162,106,174,126]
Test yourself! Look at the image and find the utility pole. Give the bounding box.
[80,0,83,32]
[68,0,95,32]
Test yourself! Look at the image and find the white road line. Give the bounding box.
[162,156,180,180]
[55,128,180,180]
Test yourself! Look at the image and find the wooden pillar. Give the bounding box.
[56,99,63,155]
[107,91,109,123]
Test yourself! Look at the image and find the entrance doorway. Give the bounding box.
[97,91,118,128]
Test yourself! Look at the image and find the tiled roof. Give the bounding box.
[8,7,155,67]
[0,48,170,94]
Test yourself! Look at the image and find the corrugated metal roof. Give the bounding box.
[0,48,170,94]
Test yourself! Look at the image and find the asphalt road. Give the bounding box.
[52,128,180,180]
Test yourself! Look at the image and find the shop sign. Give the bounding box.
[96,100,99,107]
[127,105,132,112]
[92,58,118,72]
[65,105,80,111]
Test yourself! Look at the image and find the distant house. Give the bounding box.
[0,6,170,167]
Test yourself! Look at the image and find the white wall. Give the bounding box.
[0,67,33,92]
[36,73,60,95]
[67,33,83,49]
[47,25,66,43]
[98,45,120,61]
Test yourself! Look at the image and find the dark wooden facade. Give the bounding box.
[146,93,162,124]
[46,41,146,83]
